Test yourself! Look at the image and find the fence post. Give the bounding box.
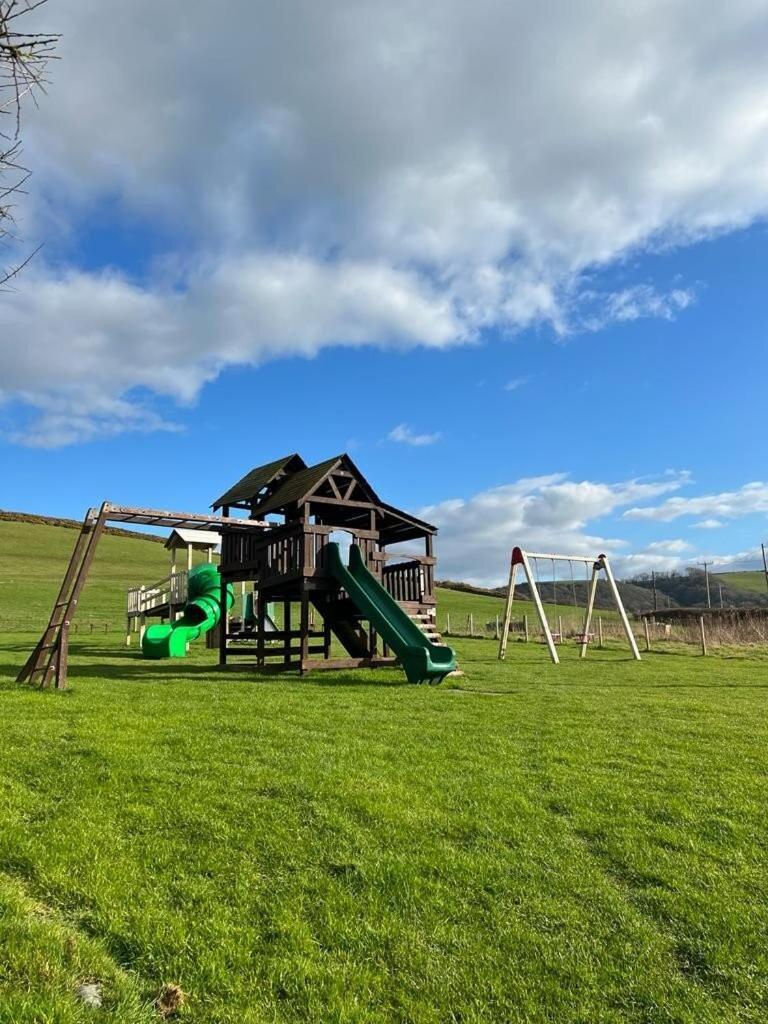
[445,612,451,635]
[524,614,529,642]
[468,613,474,637]
[558,615,563,643]
[700,615,708,656]
[644,618,651,652]
[495,614,500,640]
[598,616,603,649]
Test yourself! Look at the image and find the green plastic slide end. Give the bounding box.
[325,542,457,684]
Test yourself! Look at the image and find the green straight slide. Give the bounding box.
[142,563,234,659]
[326,542,457,684]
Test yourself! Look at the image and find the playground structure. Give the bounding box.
[498,547,641,664]
[18,453,457,688]
[211,453,455,683]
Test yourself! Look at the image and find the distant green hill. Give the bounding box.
[0,519,171,632]
[715,571,768,597]
[630,568,768,609]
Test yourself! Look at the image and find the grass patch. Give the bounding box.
[1,631,767,1022]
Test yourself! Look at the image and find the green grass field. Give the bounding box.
[716,570,768,598]
[1,522,767,1022]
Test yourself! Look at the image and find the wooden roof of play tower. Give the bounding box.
[212,453,435,544]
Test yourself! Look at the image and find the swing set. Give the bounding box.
[497,547,641,665]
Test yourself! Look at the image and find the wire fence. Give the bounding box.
[442,612,768,654]
[0,619,116,634]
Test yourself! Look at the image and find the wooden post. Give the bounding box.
[558,615,563,643]
[445,612,451,635]
[644,617,651,652]
[256,589,266,669]
[523,614,529,642]
[468,613,474,637]
[495,614,500,640]
[700,615,708,656]
[520,550,559,664]
[600,556,642,661]
[580,565,599,659]
[55,623,69,691]
[283,599,291,667]
[498,555,518,660]
[598,616,604,649]
[218,574,228,666]
[299,586,309,675]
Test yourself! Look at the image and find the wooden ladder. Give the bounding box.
[17,502,109,690]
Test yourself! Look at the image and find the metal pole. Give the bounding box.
[762,543,768,596]
[651,571,658,612]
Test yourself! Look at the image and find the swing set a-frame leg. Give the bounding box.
[520,551,559,664]
[580,564,599,659]
[600,555,642,660]
[498,556,519,660]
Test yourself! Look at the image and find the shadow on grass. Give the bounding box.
[2,655,410,690]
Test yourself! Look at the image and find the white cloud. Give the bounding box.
[420,470,690,585]
[625,482,768,523]
[643,539,692,553]
[694,518,724,529]
[387,423,442,447]
[576,285,697,332]
[5,0,768,441]
[503,377,528,392]
[0,259,460,446]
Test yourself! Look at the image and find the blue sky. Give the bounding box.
[1,0,767,585]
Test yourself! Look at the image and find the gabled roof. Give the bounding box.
[164,528,221,550]
[212,454,307,509]
[250,455,349,516]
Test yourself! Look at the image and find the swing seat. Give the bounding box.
[574,632,594,644]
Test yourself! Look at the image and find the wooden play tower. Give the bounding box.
[213,453,442,674]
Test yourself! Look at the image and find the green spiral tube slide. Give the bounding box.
[142,563,234,660]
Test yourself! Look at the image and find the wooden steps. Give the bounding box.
[409,611,445,645]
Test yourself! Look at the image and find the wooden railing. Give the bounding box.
[221,523,379,581]
[127,571,187,616]
[220,524,435,605]
[382,557,435,605]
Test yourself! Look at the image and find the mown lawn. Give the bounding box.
[1,632,767,1023]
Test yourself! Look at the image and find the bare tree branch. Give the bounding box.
[0,0,58,286]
